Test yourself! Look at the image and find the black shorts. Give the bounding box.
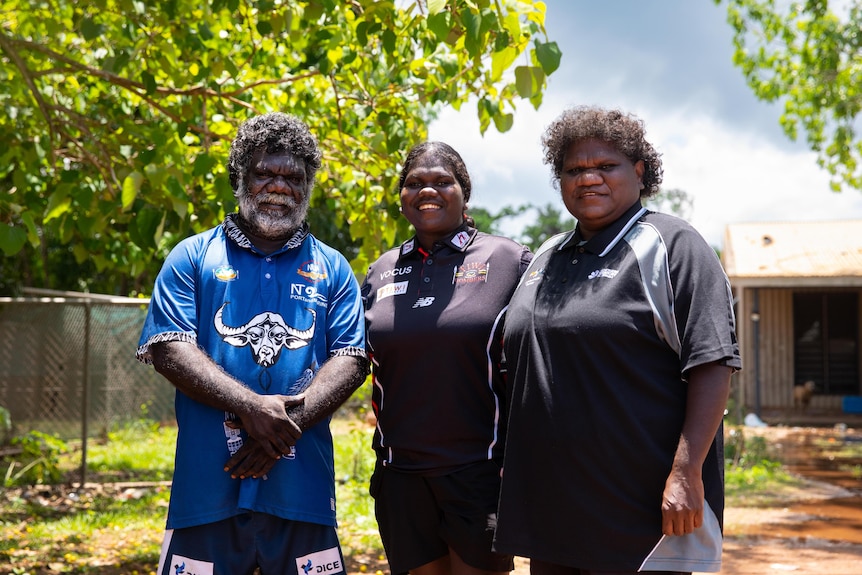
[370,460,514,574]
[157,513,343,575]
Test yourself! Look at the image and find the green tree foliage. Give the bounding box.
[469,204,528,235]
[715,0,862,191]
[0,0,561,295]
[519,202,572,250]
[645,187,694,222]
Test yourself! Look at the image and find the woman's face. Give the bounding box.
[559,138,644,239]
[400,153,466,247]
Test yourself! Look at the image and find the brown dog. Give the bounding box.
[793,380,816,410]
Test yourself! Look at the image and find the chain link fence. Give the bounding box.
[0,289,173,482]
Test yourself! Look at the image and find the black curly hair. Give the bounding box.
[542,106,663,198]
[398,141,472,204]
[227,112,322,197]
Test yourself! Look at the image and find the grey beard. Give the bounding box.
[237,192,309,241]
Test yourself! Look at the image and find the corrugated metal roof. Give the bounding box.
[723,220,862,279]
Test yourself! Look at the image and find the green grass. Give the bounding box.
[0,416,384,574]
[332,419,383,562]
[723,426,810,507]
[81,422,177,482]
[2,418,808,573]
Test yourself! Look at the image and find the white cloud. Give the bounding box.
[427,0,862,249]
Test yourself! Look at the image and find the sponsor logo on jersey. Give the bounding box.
[453,261,489,284]
[379,266,412,280]
[451,231,470,249]
[213,266,238,281]
[170,554,214,575]
[524,267,545,287]
[297,260,327,282]
[412,296,435,308]
[400,238,415,255]
[588,268,619,280]
[377,281,408,302]
[296,547,344,575]
[290,283,329,308]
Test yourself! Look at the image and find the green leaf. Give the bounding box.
[427,11,452,42]
[427,0,447,15]
[44,187,73,222]
[535,41,562,75]
[133,207,164,250]
[492,111,514,133]
[491,46,517,81]
[514,65,544,98]
[462,10,482,56]
[193,154,217,178]
[141,71,157,95]
[122,171,144,211]
[257,20,273,35]
[0,223,27,256]
[80,17,103,41]
[382,28,397,54]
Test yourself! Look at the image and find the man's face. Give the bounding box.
[237,148,309,241]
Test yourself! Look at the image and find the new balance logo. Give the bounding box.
[412,297,435,308]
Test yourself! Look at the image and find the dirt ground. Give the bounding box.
[494,504,862,575]
[353,498,862,575]
[498,425,862,575]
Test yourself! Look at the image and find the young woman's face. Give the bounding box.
[399,153,466,246]
[559,138,644,239]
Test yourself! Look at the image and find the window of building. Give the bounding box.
[793,292,859,395]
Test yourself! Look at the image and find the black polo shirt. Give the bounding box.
[495,202,741,571]
[361,225,532,474]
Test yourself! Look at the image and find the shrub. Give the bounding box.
[2,431,68,486]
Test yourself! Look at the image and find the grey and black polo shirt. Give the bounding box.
[495,201,741,572]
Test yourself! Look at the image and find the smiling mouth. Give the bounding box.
[417,203,441,211]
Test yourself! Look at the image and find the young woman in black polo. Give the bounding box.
[361,142,532,575]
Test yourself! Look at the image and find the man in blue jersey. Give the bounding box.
[137,112,368,575]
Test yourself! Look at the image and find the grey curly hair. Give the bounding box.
[541,106,663,198]
[227,112,322,197]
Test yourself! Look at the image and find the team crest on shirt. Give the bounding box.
[213,265,238,281]
[451,231,470,249]
[400,238,415,256]
[453,261,489,285]
[213,302,316,368]
[297,260,327,282]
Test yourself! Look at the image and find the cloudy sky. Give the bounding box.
[428,0,862,248]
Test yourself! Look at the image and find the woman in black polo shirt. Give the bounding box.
[494,106,741,575]
[362,141,531,575]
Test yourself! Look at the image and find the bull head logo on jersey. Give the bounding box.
[214,302,316,367]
